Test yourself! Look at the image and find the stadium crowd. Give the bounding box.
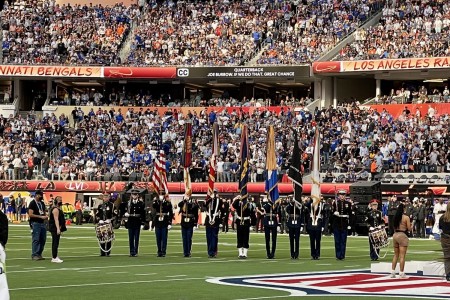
[1,0,139,65]
[0,0,387,66]
[0,97,447,183]
[127,0,281,66]
[257,0,384,65]
[336,0,450,61]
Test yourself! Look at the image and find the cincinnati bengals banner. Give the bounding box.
[0,65,102,77]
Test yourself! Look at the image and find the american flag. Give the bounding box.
[207,123,219,199]
[152,150,168,195]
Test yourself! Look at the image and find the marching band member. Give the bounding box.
[366,199,384,261]
[178,190,199,257]
[232,194,254,259]
[285,195,305,260]
[262,195,278,259]
[153,193,174,257]
[123,190,145,257]
[96,193,115,257]
[332,190,353,260]
[306,197,324,260]
[204,189,224,258]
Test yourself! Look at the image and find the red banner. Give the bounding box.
[312,61,342,73]
[0,65,102,77]
[103,67,177,78]
[0,180,350,195]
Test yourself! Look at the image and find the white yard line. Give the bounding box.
[166,275,186,278]
[135,273,157,276]
[9,277,206,291]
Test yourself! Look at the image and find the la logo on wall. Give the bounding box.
[207,270,450,299]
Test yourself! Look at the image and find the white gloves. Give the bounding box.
[250,226,254,231]
[105,219,111,224]
[321,227,324,232]
[168,225,172,230]
[277,226,281,233]
[347,226,351,230]
[99,220,105,224]
[300,227,304,231]
[193,226,197,231]
[124,213,130,217]
[334,211,339,216]
[369,227,374,231]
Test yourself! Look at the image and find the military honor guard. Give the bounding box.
[306,197,325,260]
[123,190,145,257]
[232,194,255,259]
[366,199,384,261]
[204,189,223,258]
[262,196,278,259]
[178,191,199,257]
[332,190,353,260]
[96,193,116,256]
[152,194,174,257]
[285,195,305,259]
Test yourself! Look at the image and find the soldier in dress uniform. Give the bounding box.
[232,194,254,259]
[178,190,199,257]
[332,190,353,260]
[123,189,145,257]
[96,193,116,256]
[285,195,305,259]
[152,193,174,257]
[306,197,325,260]
[366,199,384,261]
[262,195,278,259]
[204,189,224,258]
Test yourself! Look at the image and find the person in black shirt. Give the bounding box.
[439,204,450,281]
[0,207,8,300]
[0,210,7,249]
[28,190,47,260]
[49,197,66,263]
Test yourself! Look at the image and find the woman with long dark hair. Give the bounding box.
[49,196,66,263]
[391,203,412,278]
[439,204,450,281]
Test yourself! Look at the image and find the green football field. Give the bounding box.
[5,225,445,300]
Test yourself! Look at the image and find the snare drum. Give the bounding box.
[95,222,115,244]
[369,227,389,249]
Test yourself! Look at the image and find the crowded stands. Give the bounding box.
[1,0,139,65]
[0,0,386,66]
[256,0,385,65]
[336,0,450,61]
[126,0,281,66]
[0,100,446,183]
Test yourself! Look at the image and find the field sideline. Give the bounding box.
[5,225,445,300]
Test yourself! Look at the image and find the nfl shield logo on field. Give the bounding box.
[207,270,450,299]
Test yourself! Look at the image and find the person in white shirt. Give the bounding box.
[433,199,448,237]
[216,158,224,182]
